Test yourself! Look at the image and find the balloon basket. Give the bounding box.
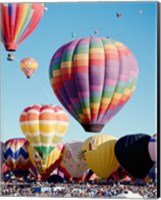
[81,124,104,132]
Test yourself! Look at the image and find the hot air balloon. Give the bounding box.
[49,37,139,132]
[114,133,155,179]
[71,33,76,38]
[116,12,122,17]
[2,163,9,175]
[138,10,143,14]
[3,138,30,178]
[94,31,99,35]
[0,3,44,52]
[148,133,157,162]
[28,143,63,179]
[60,141,88,179]
[82,135,119,178]
[20,57,38,78]
[19,104,69,160]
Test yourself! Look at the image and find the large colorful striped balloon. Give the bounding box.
[60,141,88,179]
[49,37,139,132]
[19,104,69,160]
[0,3,44,51]
[3,138,30,178]
[20,57,38,78]
[148,133,157,162]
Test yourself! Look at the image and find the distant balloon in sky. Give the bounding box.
[115,133,155,179]
[94,31,99,35]
[82,135,119,178]
[148,133,157,162]
[20,57,38,79]
[44,7,48,11]
[0,3,44,52]
[138,10,143,14]
[49,37,139,132]
[116,12,122,17]
[71,33,76,38]
[19,104,69,160]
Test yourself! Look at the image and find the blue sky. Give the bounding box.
[1,2,158,143]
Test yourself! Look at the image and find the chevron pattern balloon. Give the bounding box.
[3,138,30,177]
[49,37,139,132]
[0,3,44,51]
[19,104,69,160]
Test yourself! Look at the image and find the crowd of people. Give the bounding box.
[0,176,157,198]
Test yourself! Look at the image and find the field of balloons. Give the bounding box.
[0,2,158,198]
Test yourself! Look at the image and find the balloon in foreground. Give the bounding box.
[82,135,119,178]
[60,141,88,179]
[3,138,30,177]
[49,37,139,132]
[19,104,69,160]
[28,144,63,179]
[148,133,157,162]
[20,57,38,78]
[0,3,44,51]
[114,133,155,179]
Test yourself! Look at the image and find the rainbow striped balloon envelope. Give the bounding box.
[19,104,69,160]
[20,57,38,78]
[49,37,139,132]
[0,3,44,51]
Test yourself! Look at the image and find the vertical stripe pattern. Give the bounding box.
[0,3,44,51]
[49,37,139,132]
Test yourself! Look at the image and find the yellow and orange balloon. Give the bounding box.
[20,57,38,78]
[19,104,69,161]
[28,144,63,179]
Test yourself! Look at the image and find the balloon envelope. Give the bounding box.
[19,104,69,160]
[148,134,157,162]
[82,135,119,178]
[3,138,30,177]
[0,3,44,51]
[28,143,63,179]
[60,141,88,179]
[20,57,38,78]
[115,133,155,179]
[49,37,139,132]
